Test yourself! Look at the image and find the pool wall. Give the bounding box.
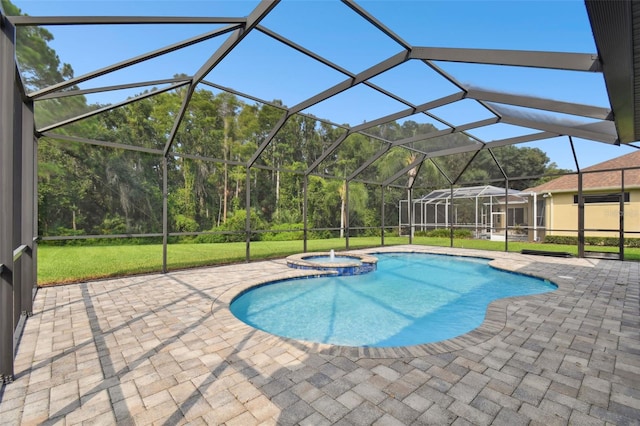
[285,252,378,276]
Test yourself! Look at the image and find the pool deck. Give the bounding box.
[1,245,639,425]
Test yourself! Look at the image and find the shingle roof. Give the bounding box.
[526,150,640,193]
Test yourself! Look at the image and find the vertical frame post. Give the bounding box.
[303,175,308,253]
[31,136,38,302]
[12,73,23,330]
[450,185,454,247]
[620,169,625,260]
[21,101,35,316]
[162,156,168,273]
[345,180,350,250]
[245,167,251,262]
[0,13,16,383]
[380,185,385,246]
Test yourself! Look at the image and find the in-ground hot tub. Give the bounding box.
[285,251,377,276]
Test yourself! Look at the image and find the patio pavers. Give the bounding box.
[0,245,638,425]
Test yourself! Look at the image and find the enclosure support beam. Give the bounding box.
[165,0,278,157]
[569,136,580,173]
[465,87,612,120]
[12,75,23,341]
[41,81,188,134]
[303,175,308,253]
[620,170,625,260]
[381,186,385,247]
[345,180,350,250]
[449,186,454,248]
[500,114,618,144]
[21,101,35,317]
[162,157,168,273]
[410,47,601,72]
[0,12,16,383]
[28,26,238,100]
[246,168,252,262]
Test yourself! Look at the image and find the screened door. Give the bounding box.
[580,170,625,260]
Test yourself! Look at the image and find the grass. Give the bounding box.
[38,237,640,285]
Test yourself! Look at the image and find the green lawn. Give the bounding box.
[38,237,640,285]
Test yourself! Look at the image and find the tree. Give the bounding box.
[487,146,550,190]
[2,0,74,90]
[337,181,368,238]
[5,0,568,243]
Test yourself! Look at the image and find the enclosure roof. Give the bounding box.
[417,185,525,204]
[3,0,640,186]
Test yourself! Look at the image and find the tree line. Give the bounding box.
[3,0,565,243]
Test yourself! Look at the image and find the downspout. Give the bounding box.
[532,192,537,242]
[475,194,478,238]
[504,180,509,252]
[408,188,414,244]
[489,196,493,239]
[548,193,553,237]
[578,172,584,258]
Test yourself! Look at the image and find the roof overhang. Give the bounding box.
[585,0,640,144]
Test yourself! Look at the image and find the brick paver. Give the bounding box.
[1,246,638,425]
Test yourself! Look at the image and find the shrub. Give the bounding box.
[413,228,473,239]
[195,209,266,243]
[95,215,127,235]
[383,228,399,237]
[262,223,304,241]
[544,235,577,245]
[453,229,474,239]
[193,232,225,244]
[544,235,640,248]
[174,214,198,233]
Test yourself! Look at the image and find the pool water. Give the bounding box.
[230,253,556,347]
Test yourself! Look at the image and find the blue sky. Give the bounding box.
[9,0,638,170]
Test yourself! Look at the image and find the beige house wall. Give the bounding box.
[540,189,640,239]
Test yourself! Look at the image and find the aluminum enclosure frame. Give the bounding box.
[1,10,36,383]
[1,0,640,381]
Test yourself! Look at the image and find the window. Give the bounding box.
[536,199,545,226]
[507,207,525,226]
[573,193,630,204]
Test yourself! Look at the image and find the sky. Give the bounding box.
[6,0,638,170]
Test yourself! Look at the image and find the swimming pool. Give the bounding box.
[230,253,557,347]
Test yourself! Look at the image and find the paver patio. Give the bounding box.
[0,245,638,425]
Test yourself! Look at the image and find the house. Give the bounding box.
[525,150,640,241]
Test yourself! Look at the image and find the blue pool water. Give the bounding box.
[230,253,556,347]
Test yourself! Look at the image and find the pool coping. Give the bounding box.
[285,251,378,275]
[212,246,574,358]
